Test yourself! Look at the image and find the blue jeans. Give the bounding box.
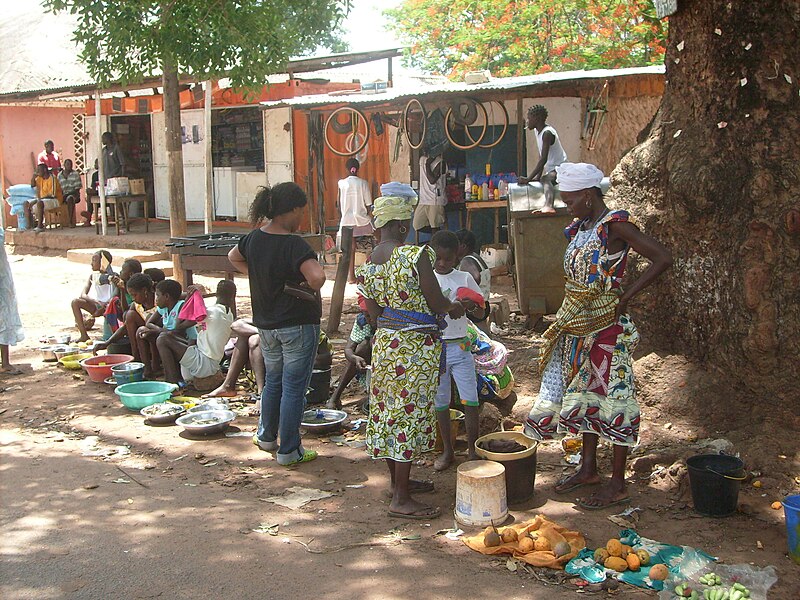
[257,324,319,465]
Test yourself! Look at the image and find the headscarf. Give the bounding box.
[372,195,417,229]
[556,162,604,192]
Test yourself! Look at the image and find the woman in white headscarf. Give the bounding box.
[524,163,672,510]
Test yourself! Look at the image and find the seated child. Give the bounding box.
[137,279,196,378]
[71,250,116,342]
[94,273,155,366]
[327,296,373,410]
[430,230,484,471]
[157,280,235,389]
[206,319,263,399]
[110,258,142,312]
[143,267,166,284]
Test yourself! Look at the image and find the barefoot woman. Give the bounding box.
[357,195,464,519]
[524,163,672,510]
[0,230,24,374]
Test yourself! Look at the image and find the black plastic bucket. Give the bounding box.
[305,368,332,405]
[108,339,132,355]
[686,454,745,517]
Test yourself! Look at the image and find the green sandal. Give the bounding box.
[282,450,318,466]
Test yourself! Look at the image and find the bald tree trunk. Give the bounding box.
[608,0,800,402]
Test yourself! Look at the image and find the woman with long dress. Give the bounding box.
[357,195,464,519]
[524,163,672,510]
[0,230,24,374]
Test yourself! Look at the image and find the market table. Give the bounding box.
[465,200,507,244]
[90,194,149,236]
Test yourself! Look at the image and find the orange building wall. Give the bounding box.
[1,105,81,226]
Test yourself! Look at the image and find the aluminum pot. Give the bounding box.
[40,346,58,362]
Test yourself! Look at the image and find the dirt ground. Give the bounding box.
[1,250,798,600]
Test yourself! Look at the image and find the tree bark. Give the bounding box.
[163,59,188,283]
[608,0,800,401]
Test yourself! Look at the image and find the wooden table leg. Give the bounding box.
[114,202,120,236]
[94,201,99,235]
[145,197,149,232]
[466,209,472,232]
[494,208,499,244]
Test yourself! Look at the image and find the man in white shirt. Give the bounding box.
[518,105,567,213]
[413,152,447,240]
[157,280,235,390]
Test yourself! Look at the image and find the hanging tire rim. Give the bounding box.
[346,131,369,163]
[403,98,427,150]
[444,100,488,150]
[464,100,508,149]
[324,106,369,156]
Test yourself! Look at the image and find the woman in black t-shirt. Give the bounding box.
[228,183,325,466]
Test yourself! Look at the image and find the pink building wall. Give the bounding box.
[1,105,81,227]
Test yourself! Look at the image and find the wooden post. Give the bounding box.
[327,226,352,334]
[203,80,213,234]
[516,97,524,178]
[163,60,188,284]
[96,90,108,236]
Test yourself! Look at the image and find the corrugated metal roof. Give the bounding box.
[261,65,665,109]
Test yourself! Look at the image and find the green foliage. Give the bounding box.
[385,0,666,78]
[43,0,352,87]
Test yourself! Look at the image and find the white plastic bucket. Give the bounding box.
[454,460,508,527]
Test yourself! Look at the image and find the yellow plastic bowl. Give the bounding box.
[59,353,93,370]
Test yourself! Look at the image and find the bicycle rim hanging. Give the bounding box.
[464,100,508,149]
[324,106,370,157]
[444,99,488,150]
[403,98,427,150]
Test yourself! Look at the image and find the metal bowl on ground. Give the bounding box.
[111,361,145,385]
[301,408,347,434]
[53,346,81,361]
[140,402,186,425]
[188,399,229,413]
[175,410,235,436]
[40,345,59,362]
[46,334,72,345]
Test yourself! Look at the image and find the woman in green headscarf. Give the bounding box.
[357,195,464,520]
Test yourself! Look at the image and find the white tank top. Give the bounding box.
[418,156,446,206]
[536,125,567,174]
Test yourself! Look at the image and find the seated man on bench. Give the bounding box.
[25,163,64,232]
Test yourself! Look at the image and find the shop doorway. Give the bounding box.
[110,114,155,217]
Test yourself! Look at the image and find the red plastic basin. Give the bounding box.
[80,354,134,383]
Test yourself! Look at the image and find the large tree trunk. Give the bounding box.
[609,0,800,401]
[163,60,188,284]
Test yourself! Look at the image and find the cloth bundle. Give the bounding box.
[463,515,586,569]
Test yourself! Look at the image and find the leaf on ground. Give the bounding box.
[506,558,518,572]
[253,523,280,535]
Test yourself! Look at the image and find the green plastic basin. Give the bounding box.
[115,381,178,411]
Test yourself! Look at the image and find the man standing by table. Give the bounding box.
[101,132,126,181]
[517,105,567,214]
[413,151,447,240]
[37,140,61,174]
[58,159,82,227]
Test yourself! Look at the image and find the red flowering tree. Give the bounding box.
[386,0,666,78]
